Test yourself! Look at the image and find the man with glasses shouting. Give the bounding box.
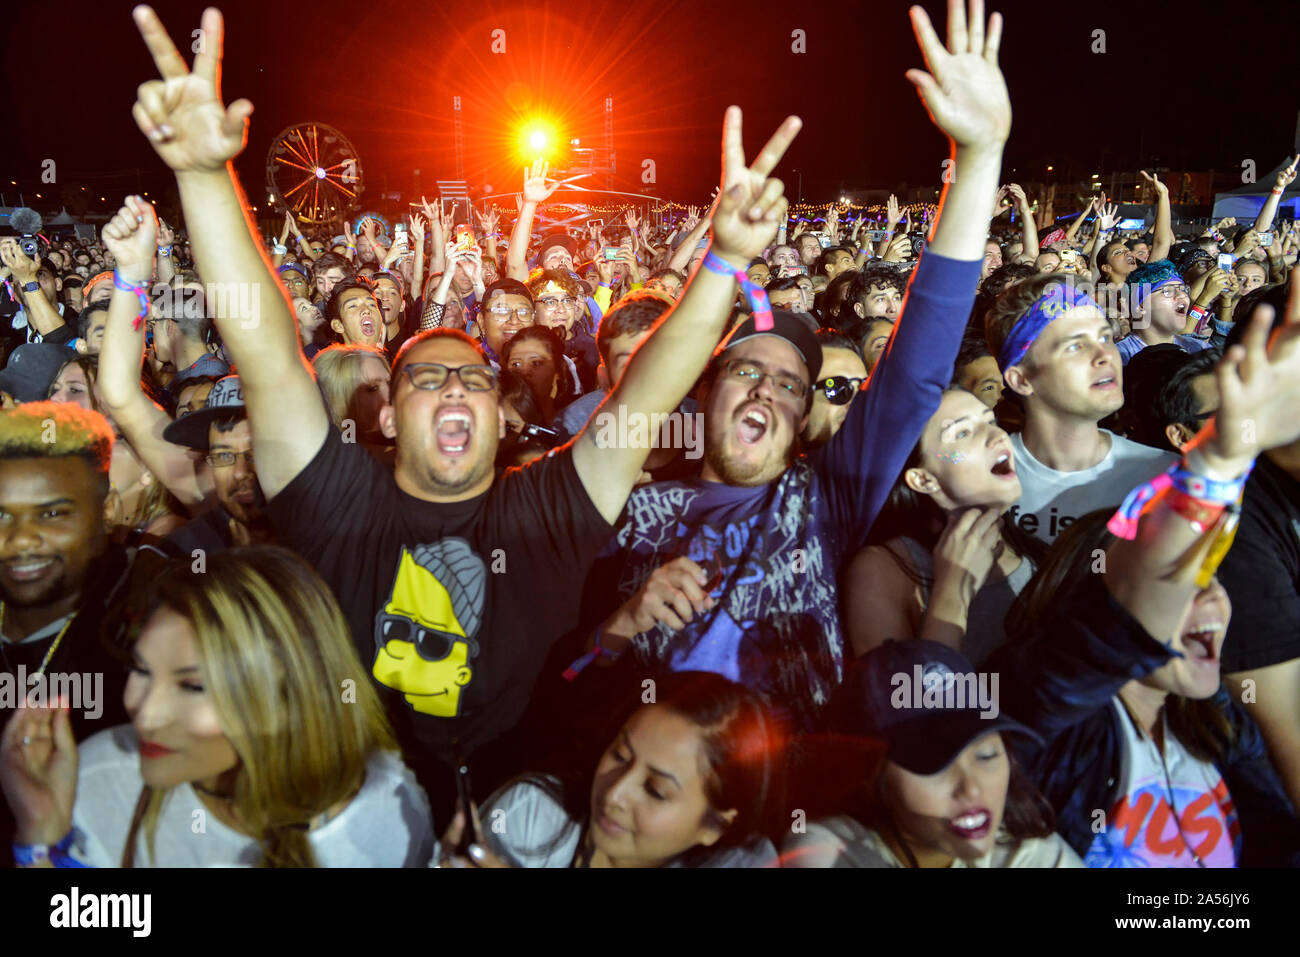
[575,0,1016,732]
[125,4,802,814]
[1118,259,1218,365]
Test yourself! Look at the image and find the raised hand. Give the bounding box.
[0,702,78,847]
[440,202,457,240]
[408,214,425,244]
[1203,275,1300,469]
[131,6,253,172]
[479,206,500,236]
[886,193,903,228]
[101,195,158,283]
[906,0,1010,150]
[1007,183,1030,210]
[1098,202,1120,232]
[991,185,1011,218]
[625,209,641,231]
[710,106,802,263]
[1276,155,1299,192]
[157,217,176,248]
[522,159,558,205]
[1139,169,1168,198]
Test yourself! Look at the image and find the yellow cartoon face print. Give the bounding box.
[372,541,485,718]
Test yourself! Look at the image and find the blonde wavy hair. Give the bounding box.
[123,546,396,867]
[311,343,390,429]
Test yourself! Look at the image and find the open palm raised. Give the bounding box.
[131,6,253,173]
[906,0,1010,149]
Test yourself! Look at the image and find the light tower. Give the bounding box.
[604,96,615,191]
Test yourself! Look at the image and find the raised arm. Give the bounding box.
[507,160,557,281]
[1253,156,1298,235]
[1107,282,1300,638]
[1009,183,1038,260]
[570,107,802,523]
[130,5,328,499]
[0,242,64,337]
[814,0,1009,542]
[1063,196,1095,243]
[97,196,209,508]
[1137,170,1172,262]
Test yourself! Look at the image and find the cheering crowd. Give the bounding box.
[2,0,1300,870]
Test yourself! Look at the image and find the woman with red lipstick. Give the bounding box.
[781,641,1081,868]
[844,387,1043,665]
[2,547,433,867]
[434,672,782,868]
[991,300,1300,866]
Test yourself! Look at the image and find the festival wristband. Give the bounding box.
[13,828,87,868]
[157,245,173,257]
[1272,187,1285,195]
[22,280,40,293]
[1187,304,1211,336]
[1108,460,1252,540]
[113,271,151,331]
[1165,488,1226,534]
[699,249,773,331]
[562,628,622,681]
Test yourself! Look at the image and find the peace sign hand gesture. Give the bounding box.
[710,106,802,263]
[131,6,253,172]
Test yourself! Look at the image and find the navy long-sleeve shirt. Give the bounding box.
[581,251,983,729]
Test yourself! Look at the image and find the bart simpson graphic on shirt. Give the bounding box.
[372,540,485,717]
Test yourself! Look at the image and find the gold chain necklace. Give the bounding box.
[0,601,76,679]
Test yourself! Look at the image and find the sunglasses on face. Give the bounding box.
[816,375,866,405]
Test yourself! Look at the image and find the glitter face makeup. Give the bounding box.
[935,451,967,464]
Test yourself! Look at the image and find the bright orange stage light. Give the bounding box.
[519,117,561,161]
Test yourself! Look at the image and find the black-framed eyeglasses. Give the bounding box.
[401,362,498,392]
[721,358,808,401]
[536,296,579,310]
[205,449,255,469]
[816,375,866,405]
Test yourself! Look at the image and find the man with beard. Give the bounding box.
[157,376,275,554]
[574,0,1014,730]
[127,3,800,815]
[0,403,131,851]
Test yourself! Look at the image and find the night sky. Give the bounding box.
[5,0,1300,219]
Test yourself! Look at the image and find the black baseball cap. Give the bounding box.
[831,640,1041,776]
[162,374,246,450]
[482,278,532,305]
[0,342,74,403]
[537,233,576,264]
[716,309,824,382]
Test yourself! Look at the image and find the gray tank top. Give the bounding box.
[895,536,1034,666]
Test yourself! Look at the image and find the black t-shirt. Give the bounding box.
[1219,456,1300,673]
[267,429,614,762]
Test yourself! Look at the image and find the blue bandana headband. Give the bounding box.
[999,282,1100,371]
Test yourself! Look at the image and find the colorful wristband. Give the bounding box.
[1108,460,1252,541]
[113,271,151,331]
[1165,488,1226,534]
[13,828,86,868]
[157,245,173,257]
[563,628,621,681]
[700,249,773,331]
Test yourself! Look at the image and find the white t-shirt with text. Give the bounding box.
[1007,430,1175,543]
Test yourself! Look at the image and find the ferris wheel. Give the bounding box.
[265,122,364,224]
